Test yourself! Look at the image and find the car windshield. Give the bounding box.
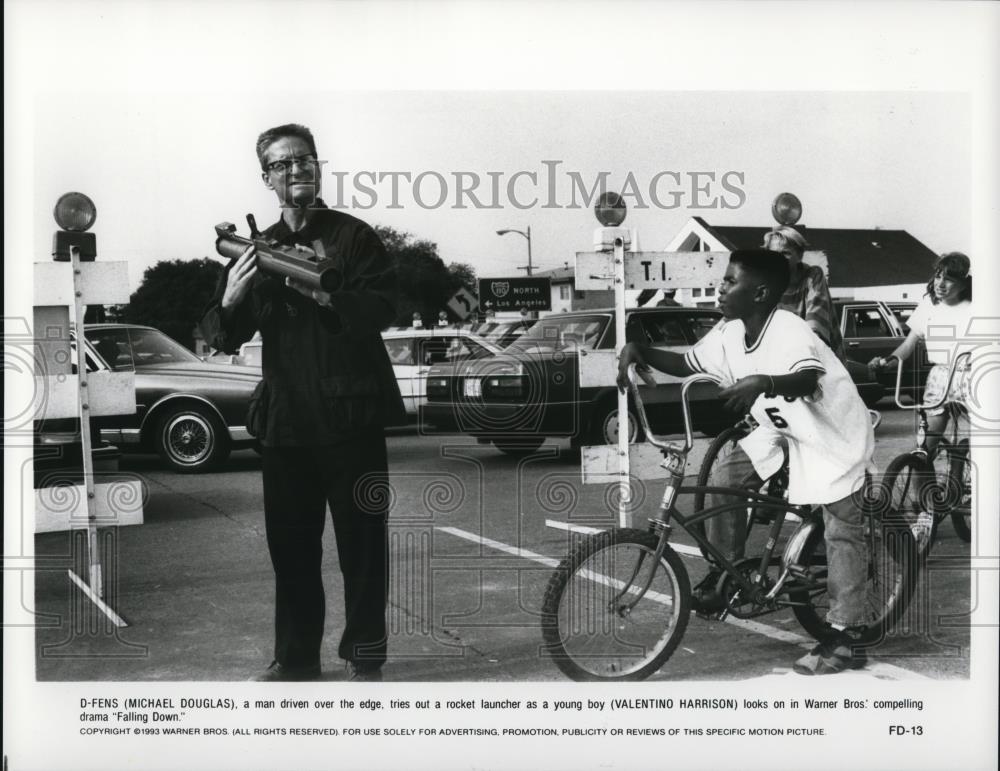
[507,315,609,353]
[128,329,202,366]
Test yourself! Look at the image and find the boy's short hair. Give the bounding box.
[729,249,791,305]
[255,124,317,170]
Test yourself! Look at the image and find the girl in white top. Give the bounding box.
[871,252,972,454]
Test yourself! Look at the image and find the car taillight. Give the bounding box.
[427,377,449,395]
[483,375,527,399]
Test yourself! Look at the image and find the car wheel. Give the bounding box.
[155,406,230,473]
[493,437,545,457]
[588,400,642,446]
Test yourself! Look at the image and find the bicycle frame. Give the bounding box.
[622,365,823,618]
[891,351,971,460]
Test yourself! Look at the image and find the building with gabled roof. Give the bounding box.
[660,216,938,307]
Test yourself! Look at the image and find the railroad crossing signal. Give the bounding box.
[446,286,478,321]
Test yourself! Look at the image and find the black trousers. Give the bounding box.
[261,434,389,669]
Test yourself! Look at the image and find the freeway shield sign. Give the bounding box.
[478,277,551,311]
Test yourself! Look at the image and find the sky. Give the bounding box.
[9,2,995,304]
[30,89,970,290]
[6,4,1000,771]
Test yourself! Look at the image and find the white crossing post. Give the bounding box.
[34,192,142,628]
[612,233,630,527]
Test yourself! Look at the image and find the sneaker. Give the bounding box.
[690,569,726,614]
[346,661,384,682]
[793,631,867,676]
[252,660,321,682]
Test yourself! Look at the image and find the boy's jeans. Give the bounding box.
[706,443,868,628]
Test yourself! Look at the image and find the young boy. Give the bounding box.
[617,249,876,675]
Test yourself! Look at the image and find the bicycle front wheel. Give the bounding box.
[792,508,918,644]
[541,528,691,681]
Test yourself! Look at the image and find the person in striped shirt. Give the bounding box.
[764,226,844,361]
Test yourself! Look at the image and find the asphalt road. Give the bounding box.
[33,405,973,682]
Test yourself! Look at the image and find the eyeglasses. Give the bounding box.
[263,155,319,174]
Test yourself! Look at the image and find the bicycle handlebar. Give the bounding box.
[892,350,971,411]
[626,363,721,454]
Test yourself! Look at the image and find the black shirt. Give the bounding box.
[200,205,406,446]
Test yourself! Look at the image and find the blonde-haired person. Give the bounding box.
[871,252,973,454]
[763,226,844,360]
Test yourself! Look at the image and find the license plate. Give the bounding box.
[464,378,482,397]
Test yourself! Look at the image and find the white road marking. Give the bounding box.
[545,518,703,557]
[437,526,559,568]
[438,524,930,681]
[68,570,128,627]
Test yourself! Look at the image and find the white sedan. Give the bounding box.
[233,328,502,419]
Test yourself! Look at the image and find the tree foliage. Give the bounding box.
[374,225,477,325]
[123,258,223,350]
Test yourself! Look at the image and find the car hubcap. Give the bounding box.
[165,414,212,464]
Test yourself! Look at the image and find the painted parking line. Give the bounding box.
[545,519,704,557]
[438,524,929,681]
[437,526,560,568]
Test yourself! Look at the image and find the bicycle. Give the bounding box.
[540,365,917,682]
[879,352,972,556]
[692,409,882,551]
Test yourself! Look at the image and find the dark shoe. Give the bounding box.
[252,661,321,682]
[793,630,868,675]
[346,661,384,682]
[690,569,726,614]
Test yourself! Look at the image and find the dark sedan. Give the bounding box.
[423,306,885,456]
[836,299,928,398]
[85,324,261,472]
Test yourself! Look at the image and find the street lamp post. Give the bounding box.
[496,226,532,276]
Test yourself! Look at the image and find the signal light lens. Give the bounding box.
[771,192,802,226]
[54,192,97,232]
[594,191,627,227]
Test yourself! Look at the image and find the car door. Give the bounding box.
[841,303,899,365]
[384,336,418,415]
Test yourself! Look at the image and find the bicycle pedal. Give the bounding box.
[786,563,810,580]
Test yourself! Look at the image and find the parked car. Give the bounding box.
[422,307,729,455]
[835,299,928,397]
[476,319,533,349]
[234,327,502,420]
[383,328,502,417]
[424,306,887,456]
[84,324,261,472]
[34,342,121,488]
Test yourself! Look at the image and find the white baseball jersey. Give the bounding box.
[685,309,875,505]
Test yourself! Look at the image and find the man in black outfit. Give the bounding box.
[200,124,405,682]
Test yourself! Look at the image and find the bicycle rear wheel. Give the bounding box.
[882,453,939,559]
[948,441,971,542]
[693,425,748,516]
[541,528,691,681]
[791,506,919,644]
